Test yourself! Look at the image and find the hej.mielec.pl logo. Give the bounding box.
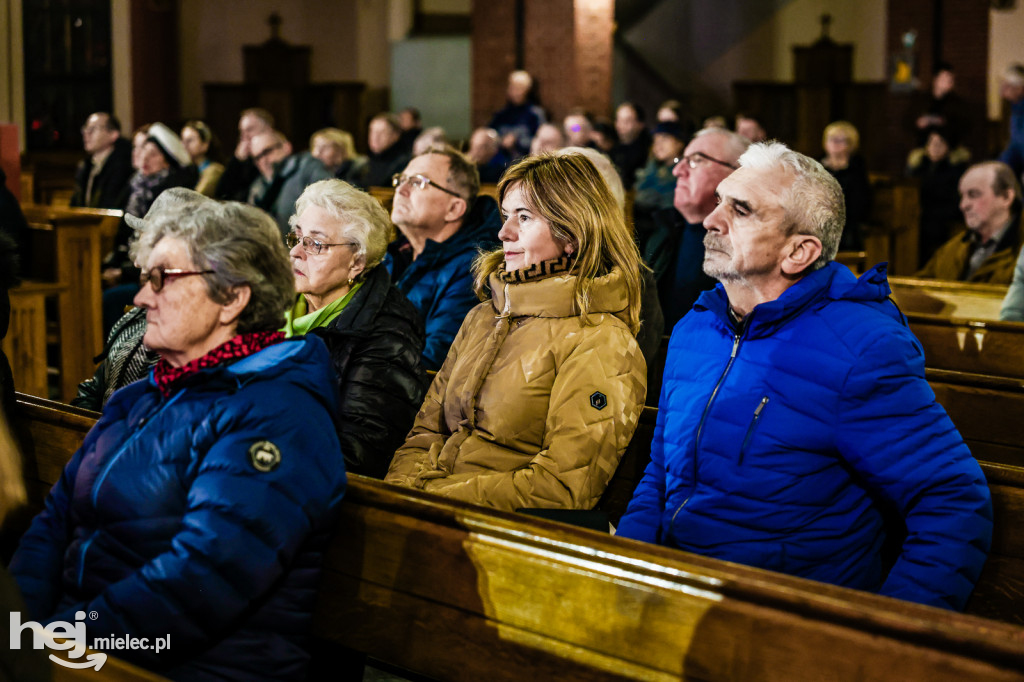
[10,609,172,671]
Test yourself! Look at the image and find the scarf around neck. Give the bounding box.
[152,330,284,397]
[282,282,363,338]
[495,255,573,284]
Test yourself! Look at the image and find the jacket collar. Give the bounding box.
[322,265,391,335]
[694,261,897,338]
[488,267,630,325]
[396,195,502,274]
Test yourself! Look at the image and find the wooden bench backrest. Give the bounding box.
[910,314,1024,380]
[891,276,1008,320]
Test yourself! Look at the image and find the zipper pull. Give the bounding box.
[753,395,769,416]
[730,334,740,358]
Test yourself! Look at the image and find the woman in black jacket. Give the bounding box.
[284,179,428,477]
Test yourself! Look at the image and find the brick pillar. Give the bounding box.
[472,0,614,128]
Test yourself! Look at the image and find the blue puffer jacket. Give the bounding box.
[10,337,347,680]
[617,262,992,611]
[391,195,502,370]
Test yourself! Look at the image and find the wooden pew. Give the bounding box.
[13,393,1024,672]
[891,276,1007,321]
[909,313,1024,380]
[20,205,123,401]
[4,281,65,398]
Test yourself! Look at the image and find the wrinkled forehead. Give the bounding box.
[717,165,790,210]
[685,132,727,160]
[405,153,449,181]
[960,166,994,193]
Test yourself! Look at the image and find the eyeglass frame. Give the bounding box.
[673,151,738,171]
[286,231,359,256]
[392,173,463,199]
[140,266,215,293]
[253,142,284,163]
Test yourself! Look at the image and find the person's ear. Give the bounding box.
[445,196,468,223]
[219,285,252,326]
[348,257,366,282]
[781,234,822,276]
[563,241,576,256]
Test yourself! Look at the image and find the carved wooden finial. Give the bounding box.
[820,13,832,40]
[268,12,283,41]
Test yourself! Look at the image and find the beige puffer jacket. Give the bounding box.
[385,267,647,511]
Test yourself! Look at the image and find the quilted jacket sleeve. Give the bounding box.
[417,323,647,511]
[333,301,428,479]
[42,388,347,668]
[386,331,460,486]
[835,324,992,611]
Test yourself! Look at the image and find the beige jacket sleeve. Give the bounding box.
[419,324,647,511]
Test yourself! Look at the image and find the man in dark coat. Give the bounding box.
[354,114,411,189]
[70,112,133,209]
[388,146,501,370]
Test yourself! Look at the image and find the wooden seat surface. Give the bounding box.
[11,394,1024,682]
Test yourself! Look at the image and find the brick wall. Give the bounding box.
[472,0,613,129]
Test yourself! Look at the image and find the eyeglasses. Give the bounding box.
[674,152,738,171]
[392,173,463,199]
[286,232,358,256]
[140,267,214,292]
[253,143,283,162]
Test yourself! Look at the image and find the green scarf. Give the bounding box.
[282,282,363,338]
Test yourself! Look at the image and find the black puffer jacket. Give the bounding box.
[310,265,429,478]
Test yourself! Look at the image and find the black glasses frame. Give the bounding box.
[392,173,463,199]
[286,232,358,256]
[674,152,738,171]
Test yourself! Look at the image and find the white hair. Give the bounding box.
[556,146,624,211]
[738,141,845,270]
[694,127,750,164]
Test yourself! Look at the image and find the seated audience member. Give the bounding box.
[10,200,347,680]
[397,106,423,155]
[907,125,969,265]
[285,180,428,478]
[129,124,151,169]
[563,109,595,148]
[489,70,546,158]
[73,188,212,412]
[102,123,197,335]
[310,127,366,184]
[611,102,652,189]
[181,119,224,197]
[388,146,501,370]
[1001,247,1024,321]
[917,161,1022,283]
[702,115,727,129]
[0,168,30,273]
[216,108,274,201]
[657,99,685,124]
[735,112,767,143]
[591,120,617,154]
[386,152,647,511]
[646,127,747,330]
[530,123,565,155]
[633,121,687,246]
[356,114,411,189]
[821,121,871,251]
[412,126,447,156]
[71,112,133,209]
[248,130,332,235]
[466,127,510,184]
[907,62,971,149]
[617,141,992,612]
[998,64,1024,178]
[555,146,664,369]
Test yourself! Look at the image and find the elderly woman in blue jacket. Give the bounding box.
[10,201,346,681]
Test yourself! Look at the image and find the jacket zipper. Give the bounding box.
[80,391,185,588]
[667,332,743,530]
[738,396,770,465]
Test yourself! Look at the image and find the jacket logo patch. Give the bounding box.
[590,391,607,410]
[248,441,282,472]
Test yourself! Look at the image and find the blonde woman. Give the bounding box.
[310,127,366,184]
[821,120,871,250]
[386,152,647,511]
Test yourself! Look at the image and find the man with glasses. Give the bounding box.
[645,127,749,329]
[71,112,133,209]
[247,130,331,235]
[388,146,501,370]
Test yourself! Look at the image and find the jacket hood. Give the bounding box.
[488,267,631,325]
[695,261,899,337]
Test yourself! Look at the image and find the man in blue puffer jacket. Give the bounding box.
[618,142,992,611]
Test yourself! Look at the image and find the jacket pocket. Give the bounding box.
[738,396,770,465]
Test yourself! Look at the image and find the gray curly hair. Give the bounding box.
[134,201,295,333]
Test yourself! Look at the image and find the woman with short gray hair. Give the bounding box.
[12,198,347,680]
[285,179,428,478]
